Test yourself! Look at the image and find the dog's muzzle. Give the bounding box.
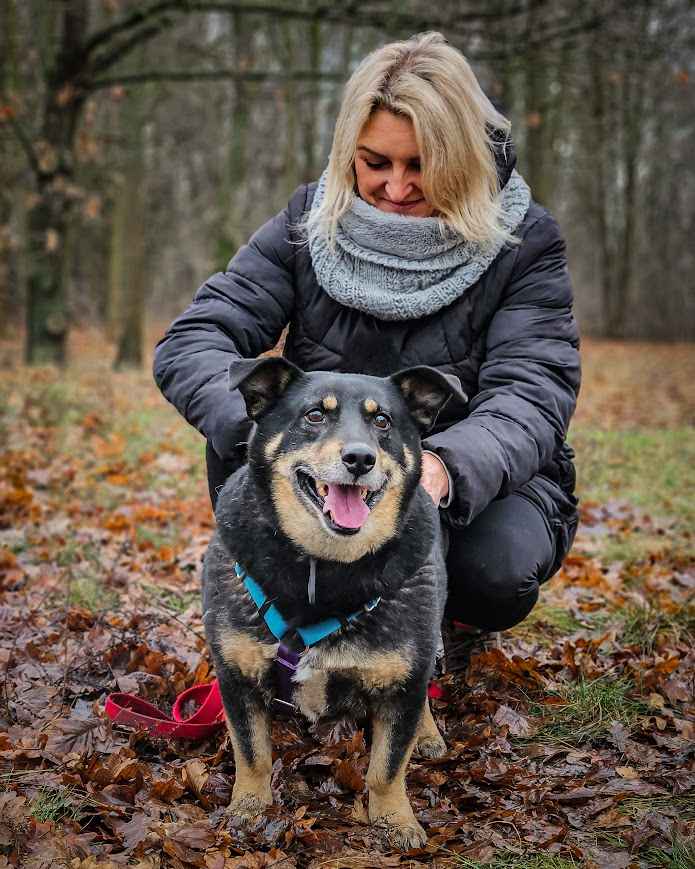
[295,467,387,535]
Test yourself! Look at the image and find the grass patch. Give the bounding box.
[513,602,584,642]
[29,785,84,823]
[451,855,579,869]
[140,581,199,614]
[66,574,120,611]
[618,794,695,823]
[619,602,694,654]
[570,427,695,542]
[598,531,675,567]
[529,675,647,745]
[642,835,695,869]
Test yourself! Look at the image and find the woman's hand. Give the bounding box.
[420,451,449,505]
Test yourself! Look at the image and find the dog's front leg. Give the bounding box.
[367,692,427,850]
[218,669,273,820]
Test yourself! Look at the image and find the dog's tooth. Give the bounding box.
[316,480,328,498]
[360,486,368,500]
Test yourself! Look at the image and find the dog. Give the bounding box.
[202,357,466,849]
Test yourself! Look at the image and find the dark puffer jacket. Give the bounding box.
[154,165,581,557]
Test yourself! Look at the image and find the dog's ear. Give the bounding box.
[390,366,468,433]
[228,357,303,419]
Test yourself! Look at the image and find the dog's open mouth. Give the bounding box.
[296,470,384,535]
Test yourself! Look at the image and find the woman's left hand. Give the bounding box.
[421,452,449,505]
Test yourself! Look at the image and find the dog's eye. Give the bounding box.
[373,413,391,430]
[305,408,326,424]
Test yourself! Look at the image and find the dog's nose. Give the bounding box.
[342,443,376,477]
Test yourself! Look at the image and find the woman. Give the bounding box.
[154,32,580,655]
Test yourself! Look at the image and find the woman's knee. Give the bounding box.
[444,495,555,631]
[446,553,541,631]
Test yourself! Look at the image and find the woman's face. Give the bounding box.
[354,109,435,217]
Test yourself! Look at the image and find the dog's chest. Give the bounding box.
[289,642,412,721]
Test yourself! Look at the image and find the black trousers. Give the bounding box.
[206,444,559,633]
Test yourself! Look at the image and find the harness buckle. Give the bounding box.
[269,697,298,714]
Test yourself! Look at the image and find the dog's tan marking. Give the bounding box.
[217,627,277,682]
[293,670,328,722]
[321,394,338,411]
[360,651,410,690]
[263,432,283,460]
[271,470,404,565]
[300,645,411,691]
[226,708,273,818]
[364,398,378,414]
[402,445,416,473]
[416,697,447,758]
[367,710,426,849]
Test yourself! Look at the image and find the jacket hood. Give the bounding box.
[490,127,517,190]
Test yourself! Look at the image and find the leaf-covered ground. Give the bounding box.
[0,334,693,869]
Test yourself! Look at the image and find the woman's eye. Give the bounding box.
[373,413,391,430]
[305,408,326,424]
[365,160,387,170]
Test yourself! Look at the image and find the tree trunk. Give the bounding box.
[216,10,250,262]
[0,0,18,339]
[113,68,148,369]
[25,0,88,365]
[588,29,614,338]
[107,168,127,341]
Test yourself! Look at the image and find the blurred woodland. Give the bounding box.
[1,0,694,369]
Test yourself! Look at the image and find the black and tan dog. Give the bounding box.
[202,357,466,849]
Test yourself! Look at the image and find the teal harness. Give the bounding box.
[234,560,382,712]
[234,561,381,649]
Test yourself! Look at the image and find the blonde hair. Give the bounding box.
[307,31,514,248]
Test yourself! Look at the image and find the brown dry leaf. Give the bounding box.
[493,703,534,736]
[183,758,209,799]
[112,813,158,852]
[45,715,101,755]
[225,849,296,868]
[334,758,365,793]
[615,766,639,779]
[163,821,216,852]
[150,776,186,803]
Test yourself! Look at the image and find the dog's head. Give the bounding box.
[229,358,466,563]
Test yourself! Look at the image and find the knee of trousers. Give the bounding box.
[445,540,546,632]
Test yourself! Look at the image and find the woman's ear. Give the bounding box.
[390,366,468,432]
[228,357,303,420]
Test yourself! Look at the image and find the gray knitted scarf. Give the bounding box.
[307,169,531,321]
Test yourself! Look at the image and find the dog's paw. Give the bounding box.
[225,792,271,822]
[416,733,446,758]
[375,817,427,850]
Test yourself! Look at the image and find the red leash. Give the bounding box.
[105,681,224,739]
[105,678,444,740]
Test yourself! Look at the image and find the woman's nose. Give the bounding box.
[385,168,412,202]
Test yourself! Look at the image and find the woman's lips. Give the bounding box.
[378,197,424,213]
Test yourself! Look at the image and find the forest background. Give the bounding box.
[1,0,694,366]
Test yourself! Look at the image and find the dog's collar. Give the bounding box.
[234,561,381,648]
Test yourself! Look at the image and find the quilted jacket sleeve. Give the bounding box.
[422,211,581,527]
[153,186,306,461]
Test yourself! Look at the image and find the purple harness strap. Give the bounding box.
[272,643,301,713]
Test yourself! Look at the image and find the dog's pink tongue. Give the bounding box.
[323,483,370,529]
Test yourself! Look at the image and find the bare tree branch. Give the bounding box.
[82,0,558,61]
[2,110,41,178]
[83,0,568,74]
[88,67,345,90]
